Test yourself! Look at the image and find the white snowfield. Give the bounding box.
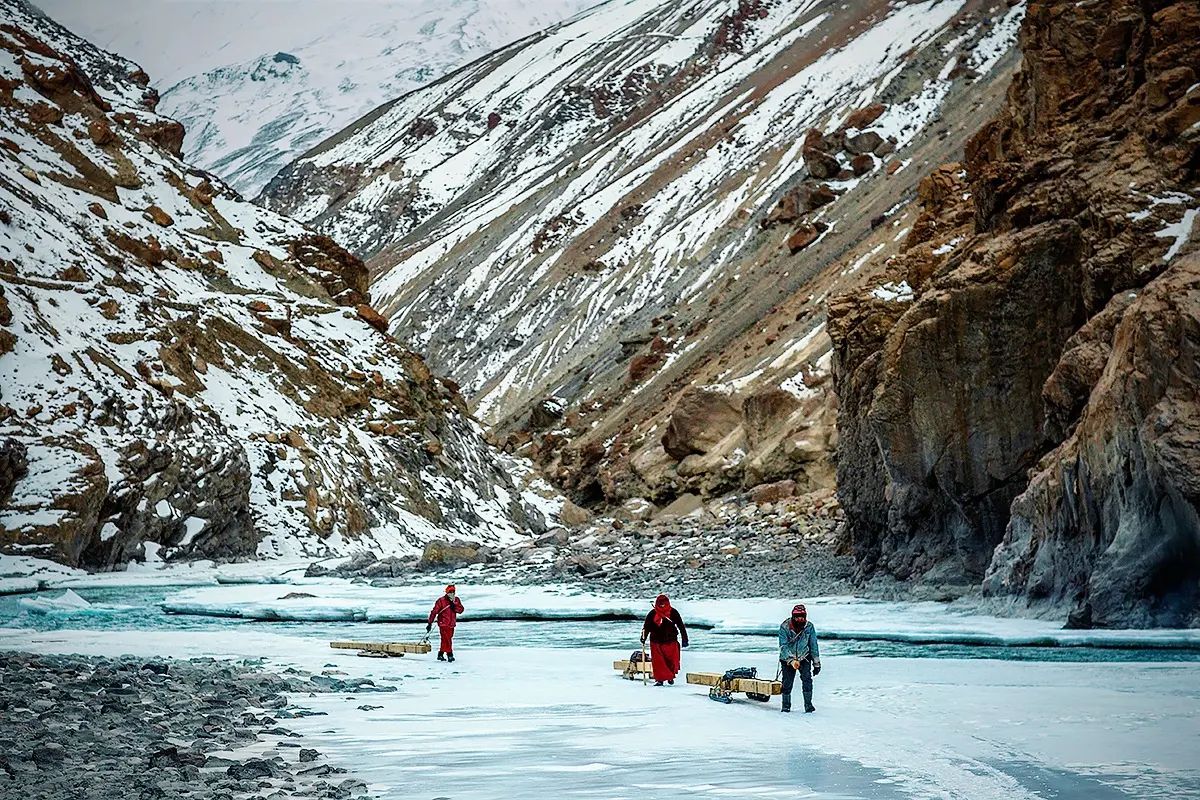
[2,626,1197,799]
[34,0,598,196]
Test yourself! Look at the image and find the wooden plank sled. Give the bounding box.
[613,659,654,675]
[687,671,782,702]
[330,640,432,656]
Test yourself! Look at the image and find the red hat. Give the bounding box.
[445,584,456,593]
[792,604,807,615]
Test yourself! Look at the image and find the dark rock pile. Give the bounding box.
[0,652,388,799]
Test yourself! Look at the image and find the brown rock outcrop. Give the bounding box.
[829,0,1200,624]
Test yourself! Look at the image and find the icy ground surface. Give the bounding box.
[3,612,1199,800]
[3,574,1200,798]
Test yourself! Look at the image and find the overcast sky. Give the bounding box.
[32,1,455,87]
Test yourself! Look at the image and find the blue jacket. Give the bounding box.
[778,619,820,663]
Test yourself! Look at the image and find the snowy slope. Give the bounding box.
[34,0,599,196]
[263,0,1024,429]
[0,0,551,569]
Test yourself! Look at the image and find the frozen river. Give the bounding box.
[3,573,1200,799]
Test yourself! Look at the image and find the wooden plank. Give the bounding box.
[613,660,653,673]
[330,640,432,655]
[686,672,782,695]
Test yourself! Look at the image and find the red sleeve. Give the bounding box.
[453,597,464,614]
[428,597,444,624]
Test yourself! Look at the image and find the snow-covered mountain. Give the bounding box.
[261,0,1024,505]
[34,0,599,196]
[0,0,552,569]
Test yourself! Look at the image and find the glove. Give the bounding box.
[425,622,432,633]
[682,641,689,648]
[813,661,822,676]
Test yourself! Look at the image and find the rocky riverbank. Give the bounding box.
[0,652,386,799]
[308,491,864,601]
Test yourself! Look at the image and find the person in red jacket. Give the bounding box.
[426,585,464,662]
[641,593,688,686]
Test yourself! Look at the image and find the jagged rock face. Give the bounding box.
[989,253,1200,628]
[829,0,1200,624]
[0,1,545,568]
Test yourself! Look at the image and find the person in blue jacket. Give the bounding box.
[778,603,821,713]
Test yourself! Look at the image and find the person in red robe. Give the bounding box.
[426,584,464,662]
[641,594,688,685]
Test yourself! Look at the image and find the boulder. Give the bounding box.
[749,479,796,504]
[845,131,885,154]
[661,386,741,459]
[785,222,826,253]
[417,539,483,570]
[843,103,887,129]
[802,147,841,179]
[850,153,875,176]
[88,118,114,145]
[227,759,274,781]
[654,492,705,519]
[144,205,173,227]
[559,499,593,526]
[763,184,838,227]
[355,303,390,333]
[617,497,656,521]
[0,439,27,505]
[527,397,565,431]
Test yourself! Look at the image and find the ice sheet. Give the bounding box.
[2,627,1196,800]
[158,583,1200,649]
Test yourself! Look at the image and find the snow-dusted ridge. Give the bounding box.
[0,0,553,569]
[33,0,600,196]
[263,0,1025,428]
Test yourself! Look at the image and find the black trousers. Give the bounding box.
[780,658,812,697]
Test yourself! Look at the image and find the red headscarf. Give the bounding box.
[653,593,672,625]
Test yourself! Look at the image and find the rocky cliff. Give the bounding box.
[0,0,548,569]
[829,0,1199,625]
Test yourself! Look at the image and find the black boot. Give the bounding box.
[437,652,445,661]
[781,693,791,713]
[447,653,455,663]
[803,690,815,713]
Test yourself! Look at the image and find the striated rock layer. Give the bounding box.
[0,1,547,569]
[829,0,1200,625]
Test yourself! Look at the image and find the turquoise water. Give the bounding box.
[4,585,1199,663]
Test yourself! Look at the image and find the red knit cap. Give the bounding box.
[445,584,456,593]
[792,604,807,615]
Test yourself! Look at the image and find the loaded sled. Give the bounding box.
[613,648,654,679]
[687,667,782,703]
